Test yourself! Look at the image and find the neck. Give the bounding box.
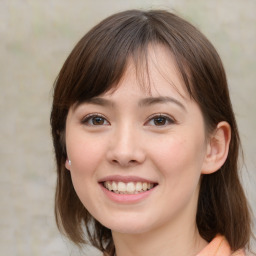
[112,218,207,256]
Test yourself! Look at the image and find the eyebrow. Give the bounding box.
[83,97,113,107]
[138,96,186,111]
[78,96,186,111]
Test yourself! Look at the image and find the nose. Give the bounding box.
[106,124,146,167]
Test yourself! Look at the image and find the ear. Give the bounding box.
[202,121,231,174]
[65,159,71,171]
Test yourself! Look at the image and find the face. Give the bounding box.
[65,45,209,236]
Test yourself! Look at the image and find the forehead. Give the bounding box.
[106,44,189,100]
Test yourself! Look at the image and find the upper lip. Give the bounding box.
[98,175,157,184]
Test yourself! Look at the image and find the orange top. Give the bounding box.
[197,235,245,256]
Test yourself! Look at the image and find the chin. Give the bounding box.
[99,217,153,235]
[111,226,150,235]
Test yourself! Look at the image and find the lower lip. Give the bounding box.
[100,184,156,204]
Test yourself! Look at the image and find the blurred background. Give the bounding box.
[0,0,255,255]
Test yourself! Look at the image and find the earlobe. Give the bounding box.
[202,121,231,174]
[65,159,72,171]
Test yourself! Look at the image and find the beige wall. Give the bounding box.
[1,0,255,255]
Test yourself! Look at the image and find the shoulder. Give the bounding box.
[197,234,245,256]
[231,249,246,256]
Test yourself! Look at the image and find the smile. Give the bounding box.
[103,181,155,194]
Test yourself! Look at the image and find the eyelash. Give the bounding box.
[145,114,175,127]
[81,113,110,126]
[81,113,175,127]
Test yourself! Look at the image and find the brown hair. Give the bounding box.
[50,9,253,254]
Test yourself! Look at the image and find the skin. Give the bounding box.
[65,45,231,256]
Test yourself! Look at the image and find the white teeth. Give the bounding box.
[103,181,155,194]
[142,182,148,191]
[117,182,126,192]
[148,183,153,189]
[106,181,111,190]
[127,182,135,193]
[112,181,117,191]
[135,182,142,191]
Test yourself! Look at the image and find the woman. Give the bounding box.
[50,9,253,255]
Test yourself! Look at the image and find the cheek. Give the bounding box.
[66,135,106,208]
[66,134,106,175]
[153,136,206,210]
[151,134,206,180]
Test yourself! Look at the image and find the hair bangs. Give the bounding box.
[64,11,158,106]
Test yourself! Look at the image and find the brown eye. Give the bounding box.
[153,116,167,126]
[146,114,175,127]
[82,114,110,126]
[92,116,105,125]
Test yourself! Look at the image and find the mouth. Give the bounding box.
[102,181,157,194]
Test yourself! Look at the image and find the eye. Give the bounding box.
[82,114,110,126]
[146,114,175,127]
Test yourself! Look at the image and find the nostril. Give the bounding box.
[111,159,138,167]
